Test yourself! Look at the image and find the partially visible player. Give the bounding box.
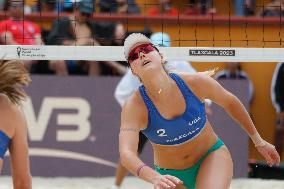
[0,60,32,189]
[119,33,280,189]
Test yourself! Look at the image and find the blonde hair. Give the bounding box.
[165,62,218,78]
[202,67,219,77]
[0,60,31,104]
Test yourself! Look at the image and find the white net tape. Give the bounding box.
[1,45,284,62]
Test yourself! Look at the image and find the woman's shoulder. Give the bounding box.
[174,72,213,101]
[123,90,147,112]
[121,91,148,129]
[175,71,210,84]
[0,94,19,137]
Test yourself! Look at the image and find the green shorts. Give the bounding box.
[155,138,224,189]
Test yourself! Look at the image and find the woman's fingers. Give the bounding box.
[154,175,184,189]
[154,175,183,189]
[258,142,281,167]
[269,148,281,165]
[160,182,171,188]
[265,152,274,166]
[165,175,183,185]
[161,177,176,188]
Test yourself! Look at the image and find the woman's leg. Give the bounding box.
[196,146,233,189]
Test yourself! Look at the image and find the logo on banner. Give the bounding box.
[21,97,116,168]
[15,46,46,59]
[17,47,21,58]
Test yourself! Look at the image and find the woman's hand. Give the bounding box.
[256,141,281,167]
[153,175,183,189]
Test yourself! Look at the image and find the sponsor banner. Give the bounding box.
[2,76,248,177]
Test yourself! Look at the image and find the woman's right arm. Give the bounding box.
[119,96,182,188]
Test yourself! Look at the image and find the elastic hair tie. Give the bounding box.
[137,164,147,177]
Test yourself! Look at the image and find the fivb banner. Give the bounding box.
[2,76,249,177]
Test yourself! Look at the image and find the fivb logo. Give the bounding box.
[20,97,116,168]
[23,97,91,142]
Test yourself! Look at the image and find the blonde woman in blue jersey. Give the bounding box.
[119,33,280,189]
[0,60,31,189]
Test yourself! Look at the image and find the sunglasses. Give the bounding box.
[128,43,157,63]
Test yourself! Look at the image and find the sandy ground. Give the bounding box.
[0,176,284,189]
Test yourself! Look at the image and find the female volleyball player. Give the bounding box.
[119,33,280,189]
[0,60,31,189]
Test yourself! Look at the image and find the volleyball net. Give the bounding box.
[0,0,283,62]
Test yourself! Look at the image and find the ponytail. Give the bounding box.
[201,67,219,77]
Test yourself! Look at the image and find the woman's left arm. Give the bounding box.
[10,107,32,189]
[191,73,281,166]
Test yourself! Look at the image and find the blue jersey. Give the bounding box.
[139,73,206,146]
